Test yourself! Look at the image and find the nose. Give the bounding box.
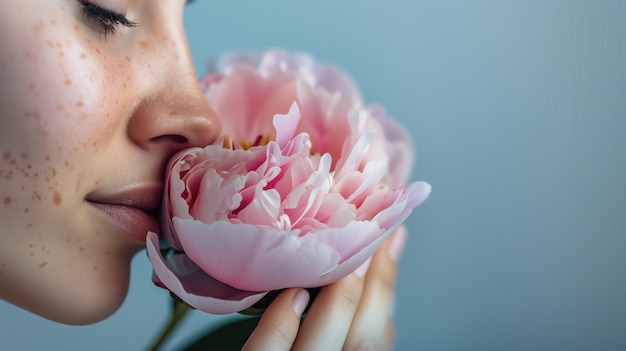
[127,92,222,152]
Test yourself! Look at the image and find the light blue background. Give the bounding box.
[2,1,625,350]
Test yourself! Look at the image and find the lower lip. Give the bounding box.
[88,202,159,243]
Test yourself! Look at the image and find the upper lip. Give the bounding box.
[85,184,163,213]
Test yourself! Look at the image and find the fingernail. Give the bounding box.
[388,226,407,262]
[292,289,310,317]
[355,257,371,278]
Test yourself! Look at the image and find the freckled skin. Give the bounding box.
[0,0,221,325]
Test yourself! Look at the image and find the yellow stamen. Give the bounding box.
[222,134,235,150]
[240,138,251,150]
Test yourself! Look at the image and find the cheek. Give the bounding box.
[2,33,114,203]
[1,22,137,182]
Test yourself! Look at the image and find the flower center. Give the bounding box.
[222,134,272,150]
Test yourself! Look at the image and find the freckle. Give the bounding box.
[41,245,45,252]
[75,101,84,107]
[3,196,11,205]
[73,24,79,31]
[32,21,44,33]
[3,151,10,160]
[39,262,48,268]
[24,207,29,213]
[56,42,62,48]
[93,265,98,271]
[51,168,57,176]
[45,155,50,161]
[53,191,62,205]
[32,191,41,201]
[47,40,54,48]
[95,48,101,55]
[58,51,64,58]
[79,247,85,251]
[51,20,57,26]
[125,55,131,62]
[80,53,87,59]
[64,79,72,86]
[21,153,28,159]
[56,104,64,111]
[27,223,33,228]
[30,252,34,256]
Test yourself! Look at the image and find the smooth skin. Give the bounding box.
[0,0,403,349]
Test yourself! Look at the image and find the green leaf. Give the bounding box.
[179,316,261,351]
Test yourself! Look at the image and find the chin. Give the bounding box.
[47,281,130,326]
[20,253,135,326]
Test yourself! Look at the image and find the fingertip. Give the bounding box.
[242,289,304,351]
[292,288,310,317]
[388,226,407,262]
[354,257,371,278]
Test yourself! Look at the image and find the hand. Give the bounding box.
[242,226,407,351]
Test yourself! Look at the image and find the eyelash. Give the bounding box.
[80,1,137,38]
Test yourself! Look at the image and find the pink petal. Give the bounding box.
[146,232,267,314]
[303,220,384,264]
[173,219,341,291]
[236,186,282,227]
[372,181,431,230]
[367,104,415,187]
[313,221,392,287]
[314,193,357,228]
[308,65,363,105]
[273,102,301,148]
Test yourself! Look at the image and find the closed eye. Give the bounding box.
[79,1,137,39]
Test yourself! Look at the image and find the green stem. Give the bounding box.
[148,301,191,351]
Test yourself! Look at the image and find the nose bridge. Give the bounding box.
[145,8,201,97]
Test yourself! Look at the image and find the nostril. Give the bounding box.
[150,134,188,144]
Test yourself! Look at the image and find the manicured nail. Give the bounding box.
[355,257,371,278]
[292,289,310,317]
[388,226,407,262]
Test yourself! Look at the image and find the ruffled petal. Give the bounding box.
[173,219,341,291]
[146,232,267,314]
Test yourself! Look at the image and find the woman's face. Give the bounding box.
[0,0,221,324]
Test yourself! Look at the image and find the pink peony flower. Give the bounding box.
[146,49,431,314]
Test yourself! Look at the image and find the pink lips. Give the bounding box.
[86,185,162,243]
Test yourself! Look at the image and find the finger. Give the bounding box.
[291,261,369,351]
[342,226,406,350]
[242,288,310,351]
